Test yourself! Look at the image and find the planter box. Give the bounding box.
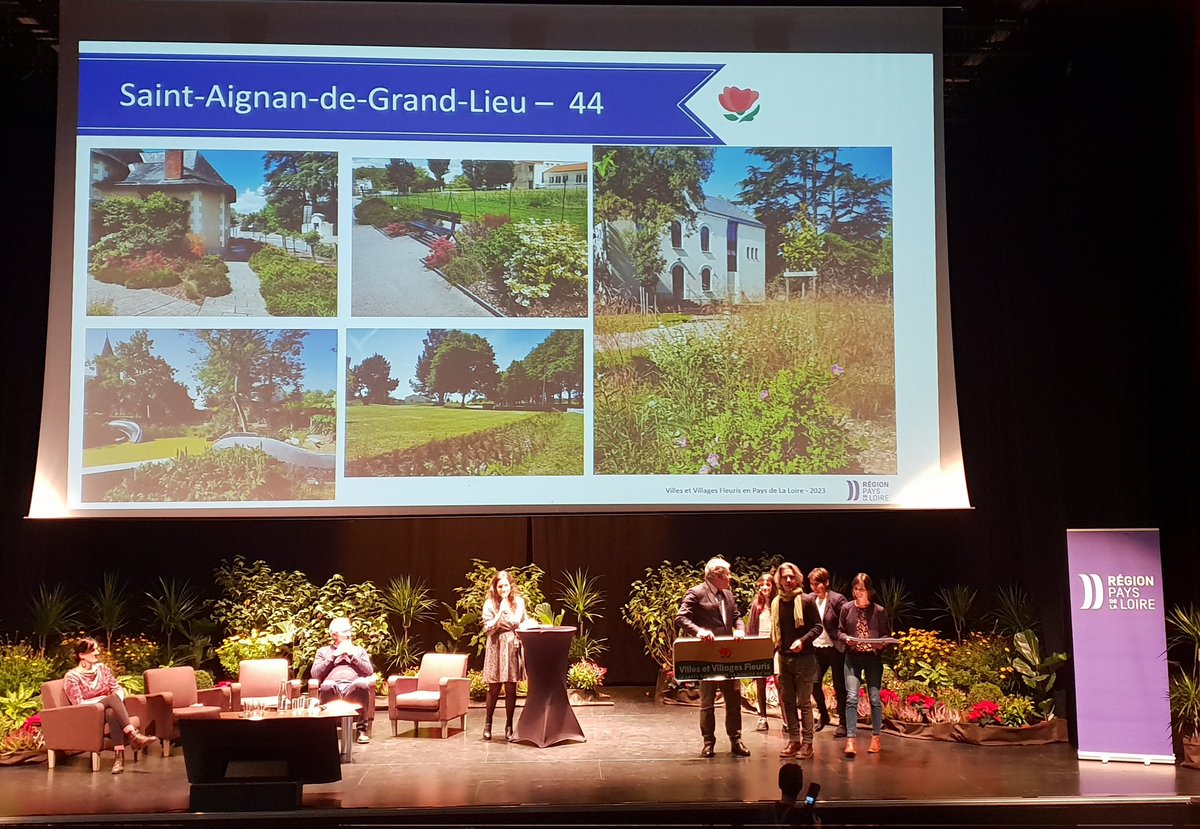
[953,719,1068,746]
[883,720,955,741]
[567,688,615,706]
[0,749,46,766]
[1183,736,1200,770]
[884,717,1068,746]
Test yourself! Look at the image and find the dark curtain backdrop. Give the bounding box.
[1,1,1197,688]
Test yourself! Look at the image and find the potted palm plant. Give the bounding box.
[1167,605,1200,769]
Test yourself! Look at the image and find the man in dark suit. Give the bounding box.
[807,567,848,737]
[676,557,750,758]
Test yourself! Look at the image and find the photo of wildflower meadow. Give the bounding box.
[592,146,896,476]
[81,328,337,502]
[345,328,584,477]
[351,158,588,318]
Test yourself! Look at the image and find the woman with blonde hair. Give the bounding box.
[481,569,531,741]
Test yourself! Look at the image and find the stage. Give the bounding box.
[0,688,1198,827]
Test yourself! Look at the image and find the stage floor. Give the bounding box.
[2,688,1198,826]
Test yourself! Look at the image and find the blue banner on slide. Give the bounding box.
[78,52,724,144]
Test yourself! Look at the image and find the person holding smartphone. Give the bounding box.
[763,762,822,826]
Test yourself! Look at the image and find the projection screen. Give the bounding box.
[30,1,969,516]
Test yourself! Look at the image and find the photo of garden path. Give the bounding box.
[345,328,584,477]
[351,158,588,318]
[81,328,337,502]
[592,146,896,476]
[85,150,338,317]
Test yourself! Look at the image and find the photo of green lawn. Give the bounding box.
[382,187,587,236]
[81,328,337,502]
[345,328,584,477]
[593,146,896,476]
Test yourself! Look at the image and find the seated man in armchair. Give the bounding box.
[312,617,375,743]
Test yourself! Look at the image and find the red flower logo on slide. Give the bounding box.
[718,646,733,658]
[719,87,761,122]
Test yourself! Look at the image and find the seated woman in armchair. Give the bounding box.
[63,637,157,774]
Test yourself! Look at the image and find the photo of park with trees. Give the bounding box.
[351,158,588,318]
[345,328,584,477]
[86,149,338,317]
[592,146,897,476]
[81,328,337,502]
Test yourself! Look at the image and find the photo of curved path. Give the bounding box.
[87,253,268,316]
[81,328,338,502]
[351,224,493,317]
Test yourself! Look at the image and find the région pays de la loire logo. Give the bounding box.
[719,86,760,123]
[1078,572,1157,612]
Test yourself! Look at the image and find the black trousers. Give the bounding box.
[811,646,846,722]
[699,679,742,744]
[97,692,133,745]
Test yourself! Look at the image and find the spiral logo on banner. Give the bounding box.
[1078,573,1104,610]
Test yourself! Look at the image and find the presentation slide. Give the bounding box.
[31,6,969,515]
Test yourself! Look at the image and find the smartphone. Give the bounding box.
[803,782,821,807]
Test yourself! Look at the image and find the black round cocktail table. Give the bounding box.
[512,626,586,748]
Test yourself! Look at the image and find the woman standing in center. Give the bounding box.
[481,569,530,741]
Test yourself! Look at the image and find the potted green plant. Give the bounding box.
[622,560,703,702]
[1166,605,1200,768]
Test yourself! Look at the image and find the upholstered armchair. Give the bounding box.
[143,666,232,756]
[38,679,168,772]
[387,653,469,738]
[237,659,300,708]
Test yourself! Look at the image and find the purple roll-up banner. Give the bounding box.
[1066,529,1173,763]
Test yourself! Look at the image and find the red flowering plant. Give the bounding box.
[718,86,761,123]
[890,693,936,723]
[0,715,44,756]
[907,693,936,712]
[422,237,456,270]
[880,688,908,720]
[966,700,1005,726]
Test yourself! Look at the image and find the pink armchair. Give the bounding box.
[143,666,232,756]
[387,653,469,738]
[38,679,168,772]
[236,659,300,709]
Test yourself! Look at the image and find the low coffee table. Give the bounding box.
[216,700,362,762]
[179,705,358,811]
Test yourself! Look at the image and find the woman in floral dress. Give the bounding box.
[481,569,531,741]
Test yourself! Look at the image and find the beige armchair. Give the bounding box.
[143,666,231,756]
[237,659,300,709]
[387,653,469,738]
[38,679,168,772]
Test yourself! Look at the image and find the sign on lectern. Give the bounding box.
[672,636,775,681]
